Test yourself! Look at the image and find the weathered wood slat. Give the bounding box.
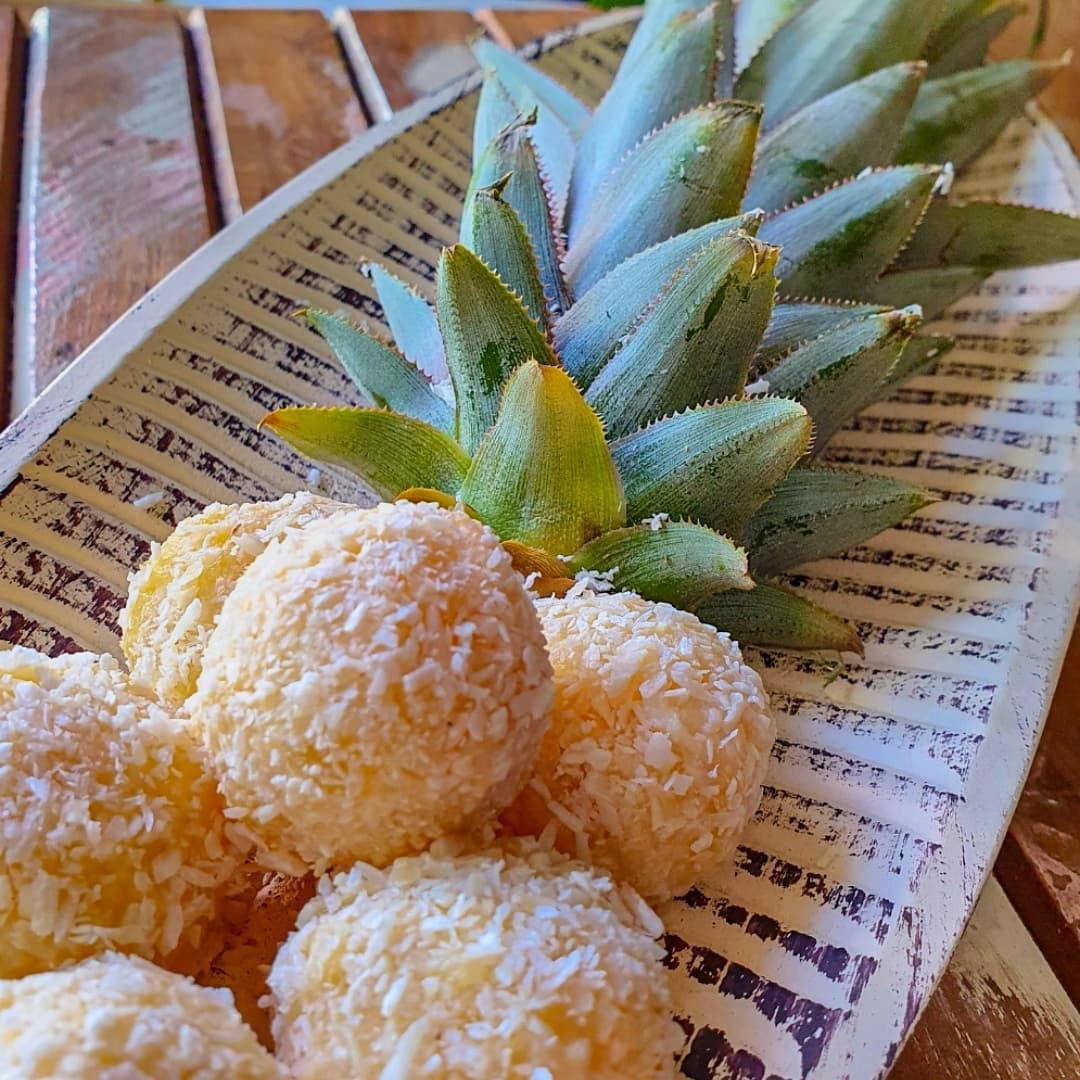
[202,10,368,214]
[13,7,213,411]
[996,619,1080,1005]
[891,877,1080,1079]
[483,6,597,48]
[0,8,25,425]
[350,9,482,112]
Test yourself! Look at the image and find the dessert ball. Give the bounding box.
[189,502,553,874]
[0,647,238,978]
[0,953,283,1078]
[121,492,347,709]
[268,841,679,1079]
[504,591,774,902]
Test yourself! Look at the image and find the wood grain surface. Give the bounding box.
[350,9,482,111]
[13,6,213,410]
[0,6,1077,1077]
[0,8,24,426]
[482,6,597,48]
[202,10,368,214]
[892,878,1080,1079]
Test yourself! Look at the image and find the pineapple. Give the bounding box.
[263,0,1080,654]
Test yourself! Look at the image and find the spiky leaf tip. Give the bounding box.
[586,233,780,438]
[865,265,989,320]
[695,579,863,654]
[364,263,448,385]
[460,361,625,556]
[566,101,762,294]
[261,407,469,501]
[612,396,812,539]
[556,211,766,387]
[765,306,922,450]
[569,2,721,233]
[759,165,941,300]
[894,200,1080,275]
[568,520,753,609]
[744,61,926,214]
[735,0,944,129]
[436,244,558,455]
[897,57,1066,170]
[298,309,452,434]
[745,466,936,576]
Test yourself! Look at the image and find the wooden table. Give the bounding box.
[0,5,1077,1075]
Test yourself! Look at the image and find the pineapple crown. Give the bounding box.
[263,0,1080,655]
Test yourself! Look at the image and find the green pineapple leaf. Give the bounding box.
[745,466,936,575]
[756,301,887,367]
[464,114,571,317]
[897,58,1065,169]
[568,521,753,608]
[925,1,1023,77]
[587,234,780,438]
[865,266,989,319]
[365,264,448,385]
[885,333,955,387]
[733,0,811,70]
[766,306,922,450]
[695,580,864,654]
[473,72,575,211]
[715,0,736,98]
[569,4,720,233]
[611,397,812,537]
[556,212,765,387]
[734,0,944,129]
[744,62,926,214]
[759,165,940,299]
[461,180,551,332]
[894,200,1080,274]
[436,244,558,455]
[298,309,452,434]
[566,102,762,294]
[261,407,469,500]
[472,38,590,138]
[461,361,625,555]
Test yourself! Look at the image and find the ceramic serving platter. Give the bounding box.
[2,13,1079,1079]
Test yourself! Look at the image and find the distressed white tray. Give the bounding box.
[2,13,1079,1079]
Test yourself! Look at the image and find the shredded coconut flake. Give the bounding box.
[0,953,282,1077]
[131,490,165,510]
[268,842,679,1079]
[504,592,775,902]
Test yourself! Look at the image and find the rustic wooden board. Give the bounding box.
[0,8,24,425]
[13,6,213,411]
[350,9,482,112]
[996,617,1080,1005]
[891,877,1080,1078]
[482,6,598,47]
[201,10,367,214]
[992,2,1080,151]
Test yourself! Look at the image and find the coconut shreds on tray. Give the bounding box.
[268,840,680,1080]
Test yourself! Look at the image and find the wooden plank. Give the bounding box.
[481,5,598,49]
[991,2,1080,152]
[349,9,482,113]
[995,617,1080,1005]
[891,878,1080,1080]
[13,6,213,410]
[0,8,25,426]
[201,10,367,214]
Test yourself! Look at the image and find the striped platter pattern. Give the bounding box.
[1,13,1080,1079]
